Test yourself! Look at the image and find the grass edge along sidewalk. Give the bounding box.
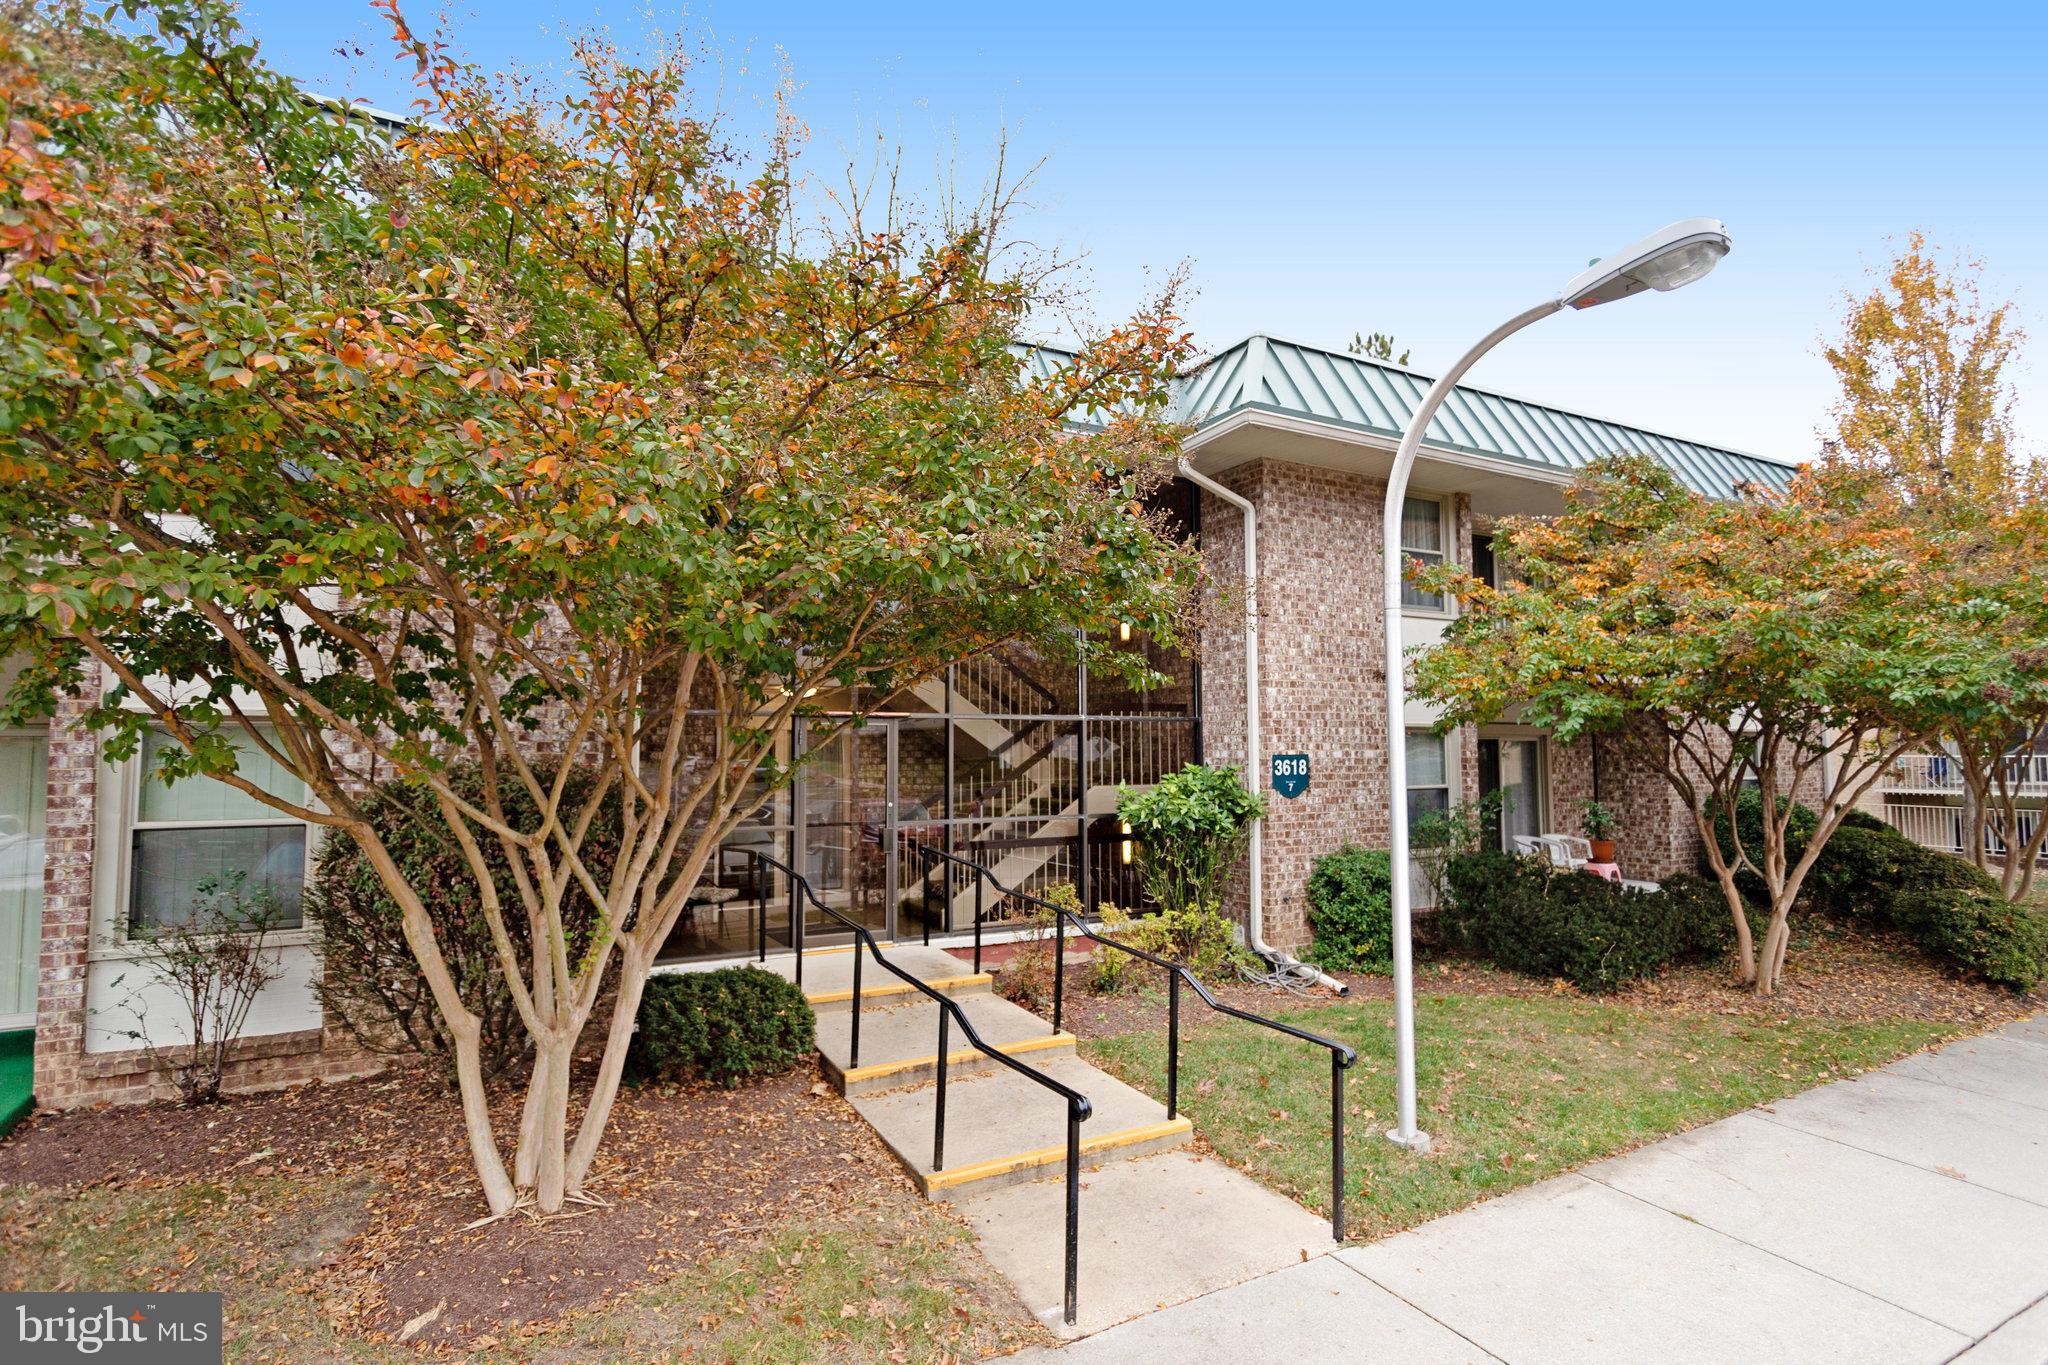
[1082,991,1967,1243]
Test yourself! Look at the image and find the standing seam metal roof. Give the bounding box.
[1026,335,1799,499]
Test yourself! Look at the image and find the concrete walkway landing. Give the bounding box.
[783,939,1340,1338]
[1027,1015,2048,1363]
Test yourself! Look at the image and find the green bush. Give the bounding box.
[1705,788,1883,906]
[1800,823,1997,921]
[1700,790,2045,988]
[1441,852,1731,994]
[1117,763,1266,916]
[1121,903,1254,979]
[1304,845,1394,974]
[631,968,816,1087]
[1892,887,2048,992]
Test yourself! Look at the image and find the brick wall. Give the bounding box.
[31,678,383,1111]
[1199,459,1478,951]
[1196,455,1749,954]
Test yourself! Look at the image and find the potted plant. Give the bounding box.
[1579,798,1620,863]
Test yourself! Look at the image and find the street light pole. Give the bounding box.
[1382,219,1733,1153]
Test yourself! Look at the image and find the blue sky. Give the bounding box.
[236,0,2046,460]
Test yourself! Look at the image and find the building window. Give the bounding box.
[1406,730,1451,832]
[1400,496,1448,612]
[127,729,308,932]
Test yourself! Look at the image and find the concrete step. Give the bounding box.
[753,942,993,1013]
[850,1051,1192,1201]
[959,1148,1337,1339]
[818,991,1076,1096]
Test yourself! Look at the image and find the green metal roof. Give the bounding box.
[1020,336,1800,499]
[1176,336,1797,498]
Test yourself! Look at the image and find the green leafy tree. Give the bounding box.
[0,1,1199,1213]
[1347,331,1411,366]
[1412,456,2017,995]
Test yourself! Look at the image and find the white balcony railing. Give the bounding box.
[1885,751,2048,795]
[1879,801,2047,866]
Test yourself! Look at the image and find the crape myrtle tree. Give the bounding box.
[1410,455,2017,995]
[0,0,1203,1214]
[1823,236,2048,897]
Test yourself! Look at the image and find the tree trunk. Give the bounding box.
[359,830,517,1215]
[448,1018,518,1215]
[1712,866,1757,984]
[530,1030,574,1213]
[514,1045,550,1189]
[1754,908,1791,996]
[564,940,654,1194]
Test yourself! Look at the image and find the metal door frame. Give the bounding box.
[793,720,901,945]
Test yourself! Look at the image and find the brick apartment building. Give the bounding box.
[0,335,1798,1108]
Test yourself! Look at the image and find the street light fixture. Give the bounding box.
[1382,218,1732,1153]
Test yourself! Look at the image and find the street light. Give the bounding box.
[1382,218,1732,1153]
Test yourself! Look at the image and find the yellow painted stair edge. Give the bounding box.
[806,973,991,1006]
[840,1032,1076,1085]
[924,1117,1195,1193]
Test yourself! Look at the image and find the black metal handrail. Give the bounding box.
[914,842,1358,1242]
[749,850,1094,1325]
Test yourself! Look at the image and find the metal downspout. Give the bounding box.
[1178,458,1348,997]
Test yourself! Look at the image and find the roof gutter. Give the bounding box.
[1177,458,1347,997]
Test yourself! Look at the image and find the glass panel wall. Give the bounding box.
[661,477,1202,957]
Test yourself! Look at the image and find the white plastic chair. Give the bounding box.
[1515,833,1661,894]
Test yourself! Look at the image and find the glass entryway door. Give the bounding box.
[0,732,47,1028]
[1480,737,1544,852]
[801,720,945,944]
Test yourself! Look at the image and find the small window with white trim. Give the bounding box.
[127,729,308,932]
[1400,496,1448,612]
[1405,730,1451,833]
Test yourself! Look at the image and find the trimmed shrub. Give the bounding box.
[1701,791,2042,989]
[1121,903,1254,979]
[1441,852,1731,994]
[1305,845,1395,974]
[1800,823,1998,921]
[1117,763,1266,917]
[631,968,816,1087]
[1705,788,1884,906]
[305,763,619,1082]
[1892,887,2048,992]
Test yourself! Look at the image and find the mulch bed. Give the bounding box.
[1617,919,2045,1023]
[0,1059,967,1351]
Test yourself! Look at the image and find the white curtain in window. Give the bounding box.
[1,734,46,1018]
[1496,739,1543,848]
[1400,497,1447,610]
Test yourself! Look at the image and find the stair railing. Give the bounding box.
[914,842,1359,1242]
[749,849,1094,1325]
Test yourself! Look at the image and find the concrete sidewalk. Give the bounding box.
[1023,1015,2048,1364]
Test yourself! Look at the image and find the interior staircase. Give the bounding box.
[765,940,1336,1338]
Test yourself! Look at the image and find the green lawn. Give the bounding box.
[1082,993,1967,1242]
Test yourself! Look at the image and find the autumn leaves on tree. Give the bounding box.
[1413,238,2046,994]
[0,0,1199,1214]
